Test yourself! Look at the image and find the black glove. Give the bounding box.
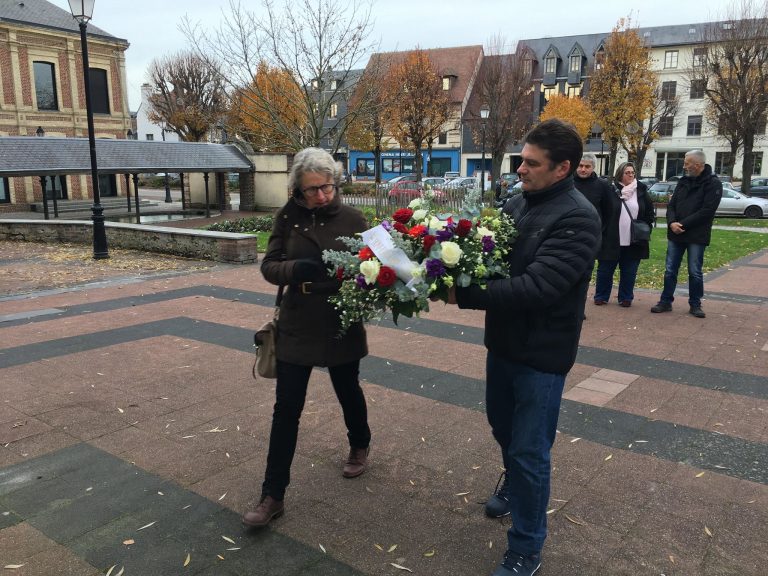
[292,259,325,282]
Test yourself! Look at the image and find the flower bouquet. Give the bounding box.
[322,193,517,334]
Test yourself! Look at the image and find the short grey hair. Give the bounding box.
[580,153,597,167]
[288,147,343,196]
[685,149,706,164]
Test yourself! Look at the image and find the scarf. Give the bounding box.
[620,178,637,200]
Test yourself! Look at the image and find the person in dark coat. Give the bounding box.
[447,120,601,576]
[651,150,722,318]
[574,152,619,267]
[242,148,371,528]
[593,161,655,307]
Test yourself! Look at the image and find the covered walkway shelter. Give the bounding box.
[0,137,255,221]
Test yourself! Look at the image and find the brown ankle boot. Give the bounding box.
[342,447,369,478]
[242,496,284,527]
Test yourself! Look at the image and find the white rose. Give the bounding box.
[440,241,463,267]
[359,260,381,284]
[408,198,424,209]
[412,209,428,221]
[476,226,495,240]
[429,216,446,231]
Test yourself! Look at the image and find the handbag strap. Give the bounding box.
[619,196,637,222]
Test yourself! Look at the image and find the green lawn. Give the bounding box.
[632,227,768,289]
[657,216,768,228]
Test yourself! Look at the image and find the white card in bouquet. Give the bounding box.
[361,225,418,284]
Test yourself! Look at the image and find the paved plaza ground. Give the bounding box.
[0,237,767,575]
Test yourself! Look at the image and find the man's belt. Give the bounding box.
[296,279,342,295]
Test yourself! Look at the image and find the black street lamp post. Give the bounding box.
[161,127,172,203]
[69,0,108,259]
[480,104,490,199]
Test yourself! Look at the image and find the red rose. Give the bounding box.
[358,246,374,260]
[393,208,414,224]
[393,222,409,234]
[456,219,472,238]
[409,224,427,238]
[336,266,345,280]
[377,266,397,287]
[423,234,436,254]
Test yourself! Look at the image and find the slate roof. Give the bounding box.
[0,137,253,177]
[0,0,124,43]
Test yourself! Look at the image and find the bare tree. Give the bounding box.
[690,0,768,190]
[183,0,377,152]
[472,36,533,185]
[620,85,680,176]
[146,51,227,142]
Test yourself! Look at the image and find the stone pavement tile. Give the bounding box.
[605,377,679,415]
[0,508,22,529]
[188,454,266,516]
[5,429,79,459]
[0,522,51,561]
[0,446,24,468]
[150,442,245,488]
[700,521,768,576]
[561,386,614,406]
[554,488,645,536]
[11,390,82,417]
[705,394,768,443]
[591,368,641,386]
[563,363,599,392]
[11,544,102,576]
[605,534,703,575]
[87,423,165,456]
[544,514,625,573]
[0,404,28,424]
[650,386,725,429]
[0,417,53,444]
[573,376,628,396]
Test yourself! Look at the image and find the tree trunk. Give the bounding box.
[741,137,755,195]
[607,138,619,177]
[635,148,647,178]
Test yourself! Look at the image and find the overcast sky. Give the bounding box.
[49,0,732,110]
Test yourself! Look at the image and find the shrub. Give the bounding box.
[207,215,274,233]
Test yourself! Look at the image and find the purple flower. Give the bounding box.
[435,228,454,242]
[425,258,446,278]
[381,220,393,231]
[355,274,373,289]
[482,236,495,253]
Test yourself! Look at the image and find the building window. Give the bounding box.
[311,79,319,90]
[438,131,447,145]
[89,68,110,114]
[442,77,451,90]
[757,115,767,134]
[145,134,154,141]
[329,103,338,119]
[543,86,556,101]
[523,59,533,76]
[714,152,733,174]
[664,50,679,69]
[693,47,707,67]
[569,55,581,72]
[754,152,764,174]
[658,116,674,137]
[545,57,556,74]
[0,177,9,203]
[33,61,58,111]
[594,49,605,70]
[661,81,677,100]
[690,79,706,99]
[330,79,338,90]
[687,115,703,136]
[566,85,581,98]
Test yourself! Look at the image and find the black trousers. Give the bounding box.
[261,359,371,501]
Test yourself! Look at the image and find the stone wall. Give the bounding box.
[0,220,258,264]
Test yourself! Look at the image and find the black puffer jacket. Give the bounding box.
[261,193,368,367]
[574,172,619,260]
[666,164,722,246]
[456,177,601,375]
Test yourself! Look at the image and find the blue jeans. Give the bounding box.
[660,240,705,307]
[594,247,641,303]
[486,353,565,556]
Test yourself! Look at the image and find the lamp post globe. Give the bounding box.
[479,104,490,199]
[69,0,108,259]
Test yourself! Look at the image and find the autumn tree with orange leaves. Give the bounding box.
[228,62,306,153]
[588,18,656,176]
[385,50,451,180]
[539,93,594,141]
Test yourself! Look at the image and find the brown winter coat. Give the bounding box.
[261,193,368,367]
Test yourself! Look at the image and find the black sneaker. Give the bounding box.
[689,306,706,318]
[651,302,672,313]
[491,551,542,576]
[485,471,512,518]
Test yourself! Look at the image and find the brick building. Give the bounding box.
[0,0,132,211]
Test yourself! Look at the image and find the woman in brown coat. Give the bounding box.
[242,148,371,528]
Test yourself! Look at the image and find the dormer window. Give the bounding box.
[523,59,533,76]
[311,79,320,90]
[569,55,581,73]
[331,79,339,90]
[545,57,556,74]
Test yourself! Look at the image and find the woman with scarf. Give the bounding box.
[593,161,655,307]
[242,148,371,528]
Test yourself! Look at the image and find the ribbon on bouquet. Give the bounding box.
[361,225,422,291]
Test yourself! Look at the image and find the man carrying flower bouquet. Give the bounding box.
[449,119,601,576]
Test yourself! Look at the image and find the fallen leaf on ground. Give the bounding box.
[222,535,236,544]
[137,521,156,531]
[704,526,713,537]
[183,553,190,567]
[604,454,613,461]
[424,550,436,557]
[3,565,25,570]
[123,539,135,545]
[374,544,383,551]
[388,544,398,552]
[218,492,227,501]
[564,514,586,526]
[390,564,412,572]
[695,471,705,478]
[319,544,326,553]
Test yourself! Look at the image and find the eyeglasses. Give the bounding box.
[302,183,337,197]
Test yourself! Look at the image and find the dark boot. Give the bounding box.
[342,447,369,478]
[242,496,284,527]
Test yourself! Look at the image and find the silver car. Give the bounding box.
[717,188,768,218]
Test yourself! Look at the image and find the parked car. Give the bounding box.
[387,181,445,203]
[717,188,768,218]
[716,174,732,182]
[639,177,659,187]
[443,171,460,180]
[721,181,737,192]
[648,181,678,202]
[421,177,446,187]
[387,174,417,184]
[495,182,524,207]
[445,177,478,188]
[734,178,768,197]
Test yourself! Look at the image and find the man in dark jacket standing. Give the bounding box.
[447,120,601,576]
[651,150,722,318]
[574,152,620,267]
